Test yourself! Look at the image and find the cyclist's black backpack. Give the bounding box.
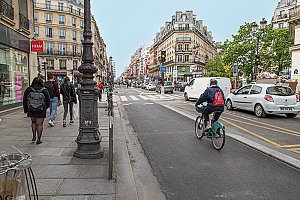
[27,88,46,112]
[44,81,55,98]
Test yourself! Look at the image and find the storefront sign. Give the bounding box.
[31,40,44,52]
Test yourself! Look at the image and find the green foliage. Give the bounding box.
[205,54,231,77]
[216,23,293,78]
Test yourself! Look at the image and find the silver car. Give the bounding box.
[226,84,300,118]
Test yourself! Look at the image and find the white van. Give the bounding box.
[184,77,232,101]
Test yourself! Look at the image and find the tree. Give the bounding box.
[205,54,231,77]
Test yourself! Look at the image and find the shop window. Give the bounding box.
[0,44,29,107]
[46,59,54,70]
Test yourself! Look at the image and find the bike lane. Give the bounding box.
[124,101,300,200]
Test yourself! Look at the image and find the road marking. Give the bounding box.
[120,96,128,101]
[138,95,149,100]
[279,144,300,148]
[223,117,300,137]
[223,112,300,136]
[144,103,154,105]
[122,103,132,106]
[130,95,139,101]
[221,118,281,147]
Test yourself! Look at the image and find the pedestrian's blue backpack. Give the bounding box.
[27,87,46,112]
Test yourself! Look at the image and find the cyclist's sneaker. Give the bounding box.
[205,126,212,132]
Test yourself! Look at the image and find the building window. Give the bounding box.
[73,60,78,70]
[59,29,66,38]
[78,8,81,15]
[45,42,53,53]
[46,59,54,69]
[70,5,73,12]
[46,1,51,9]
[72,31,77,40]
[72,17,76,27]
[59,59,67,70]
[184,55,189,62]
[59,43,66,54]
[73,45,77,55]
[45,13,52,22]
[185,24,189,30]
[81,32,84,41]
[80,20,83,28]
[33,0,37,7]
[178,55,182,62]
[34,26,38,37]
[59,15,65,24]
[58,2,63,11]
[34,12,38,20]
[278,23,284,28]
[185,44,189,51]
[46,27,52,37]
[178,44,182,50]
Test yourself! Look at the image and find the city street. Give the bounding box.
[115,85,300,199]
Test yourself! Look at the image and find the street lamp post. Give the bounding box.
[74,0,102,159]
[252,18,267,82]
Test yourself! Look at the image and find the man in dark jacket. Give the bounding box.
[195,79,225,131]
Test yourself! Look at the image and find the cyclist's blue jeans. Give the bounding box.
[50,97,58,121]
[203,106,224,123]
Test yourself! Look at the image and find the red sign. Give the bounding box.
[31,40,44,52]
[147,57,151,66]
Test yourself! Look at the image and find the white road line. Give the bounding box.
[146,95,158,99]
[130,95,139,101]
[120,96,128,101]
[138,95,149,100]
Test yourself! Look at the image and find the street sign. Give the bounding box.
[160,66,166,73]
[233,63,238,76]
[190,65,196,73]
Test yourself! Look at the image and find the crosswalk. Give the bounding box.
[118,94,184,102]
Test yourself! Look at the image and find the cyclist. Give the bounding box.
[195,79,225,131]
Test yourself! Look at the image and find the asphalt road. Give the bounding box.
[116,86,300,200]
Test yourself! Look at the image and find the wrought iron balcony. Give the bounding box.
[0,0,14,20]
[38,50,82,57]
[175,49,192,52]
[19,13,29,30]
[176,37,191,41]
[34,3,83,17]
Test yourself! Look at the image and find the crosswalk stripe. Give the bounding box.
[146,95,158,99]
[120,96,128,101]
[138,95,149,100]
[130,95,139,101]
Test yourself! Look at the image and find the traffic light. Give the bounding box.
[255,55,260,65]
[161,51,166,62]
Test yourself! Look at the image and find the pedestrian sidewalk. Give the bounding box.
[0,93,161,200]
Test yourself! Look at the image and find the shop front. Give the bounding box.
[0,24,30,111]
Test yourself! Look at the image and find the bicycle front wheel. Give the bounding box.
[211,128,225,150]
[195,116,205,139]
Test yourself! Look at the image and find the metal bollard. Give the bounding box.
[108,116,113,179]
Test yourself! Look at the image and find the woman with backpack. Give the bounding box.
[60,76,77,127]
[23,77,50,144]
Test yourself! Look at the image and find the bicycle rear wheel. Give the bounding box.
[211,128,225,150]
[195,116,205,139]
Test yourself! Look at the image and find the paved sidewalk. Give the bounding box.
[0,93,156,200]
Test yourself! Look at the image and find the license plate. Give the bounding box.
[280,107,294,111]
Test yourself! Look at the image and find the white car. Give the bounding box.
[147,82,156,91]
[226,84,300,118]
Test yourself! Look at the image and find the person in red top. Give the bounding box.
[96,81,104,101]
[44,74,61,127]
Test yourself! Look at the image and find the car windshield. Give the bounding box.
[165,82,172,86]
[267,86,294,96]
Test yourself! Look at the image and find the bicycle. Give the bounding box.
[194,102,225,150]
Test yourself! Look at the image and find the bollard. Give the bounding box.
[108,116,113,179]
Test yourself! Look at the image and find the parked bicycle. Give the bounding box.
[194,102,225,150]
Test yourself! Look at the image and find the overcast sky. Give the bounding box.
[92,0,278,77]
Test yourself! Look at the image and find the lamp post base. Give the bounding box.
[74,140,103,159]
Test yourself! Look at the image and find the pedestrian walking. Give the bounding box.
[44,74,61,127]
[96,81,104,101]
[60,76,77,127]
[23,77,50,144]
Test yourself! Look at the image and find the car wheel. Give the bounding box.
[184,93,189,101]
[226,99,234,110]
[285,113,298,118]
[254,104,266,118]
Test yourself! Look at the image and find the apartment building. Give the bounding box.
[34,0,107,84]
[0,0,36,111]
[149,10,217,83]
[272,0,297,28]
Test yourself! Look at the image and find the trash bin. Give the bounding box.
[0,150,38,200]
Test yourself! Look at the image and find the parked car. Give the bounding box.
[175,82,187,92]
[226,84,300,118]
[184,77,232,101]
[147,82,157,91]
[156,81,173,93]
